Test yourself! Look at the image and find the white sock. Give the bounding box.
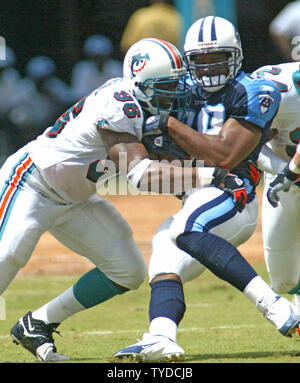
[32,287,85,324]
[149,317,178,342]
[243,276,279,314]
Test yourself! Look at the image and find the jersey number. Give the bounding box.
[47,97,86,138]
[255,67,288,93]
[113,91,141,119]
[196,104,225,134]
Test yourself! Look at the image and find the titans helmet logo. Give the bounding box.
[130,52,150,75]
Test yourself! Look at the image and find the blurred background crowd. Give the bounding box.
[0,0,298,166]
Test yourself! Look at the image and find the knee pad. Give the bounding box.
[149,279,186,325]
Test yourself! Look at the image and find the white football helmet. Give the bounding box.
[123,38,190,115]
[184,16,243,92]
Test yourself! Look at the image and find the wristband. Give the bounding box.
[158,114,169,134]
[196,167,215,186]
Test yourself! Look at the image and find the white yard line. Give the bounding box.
[0,323,262,340]
[83,324,260,336]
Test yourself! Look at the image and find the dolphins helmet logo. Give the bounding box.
[130,52,150,75]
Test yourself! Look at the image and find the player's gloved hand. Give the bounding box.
[212,168,247,212]
[267,164,300,207]
[144,114,169,135]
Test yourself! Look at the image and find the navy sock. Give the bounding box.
[149,279,186,326]
[177,232,257,292]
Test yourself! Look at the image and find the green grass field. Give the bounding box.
[1,262,300,364]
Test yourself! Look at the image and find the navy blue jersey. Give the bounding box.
[184,71,281,188]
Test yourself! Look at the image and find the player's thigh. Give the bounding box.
[170,186,258,247]
[262,184,300,292]
[262,183,300,250]
[149,217,206,284]
[0,189,65,268]
[0,153,64,267]
[49,194,147,289]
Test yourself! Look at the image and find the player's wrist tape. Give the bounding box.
[288,159,300,175]
[127,158,153,189]
[158,114,169,134]
[196,167,215,186]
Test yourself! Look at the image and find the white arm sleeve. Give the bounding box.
[257,144,287,174]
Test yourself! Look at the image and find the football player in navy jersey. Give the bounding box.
[113,16,300,362]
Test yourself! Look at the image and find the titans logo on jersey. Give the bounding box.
[184,71,281,187]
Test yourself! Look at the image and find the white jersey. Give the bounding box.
[253,62,300,163]
[25,77,145,202]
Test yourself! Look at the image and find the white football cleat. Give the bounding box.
[113,333,185,362]
[264,296,300,337]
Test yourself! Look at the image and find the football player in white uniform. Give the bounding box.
[252,62,300,306]
[267,142,300,202]
[1,38,233,361]
[113,18,300,363]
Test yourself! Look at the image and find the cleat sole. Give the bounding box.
[11,334,20,345]
[113,352,184,363]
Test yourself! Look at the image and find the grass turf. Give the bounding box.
[1,263,300,364]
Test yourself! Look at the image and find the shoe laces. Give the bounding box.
[25,312,61,343]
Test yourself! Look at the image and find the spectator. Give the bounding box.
[70,34,122,100]
[269,0,300,62]
[0,47,23,164]
[10,56,67,145]
[120,0,183,54]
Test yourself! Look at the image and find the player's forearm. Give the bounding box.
[166,117,237,168]
[140,162,217,194]
[127,159,216,194]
